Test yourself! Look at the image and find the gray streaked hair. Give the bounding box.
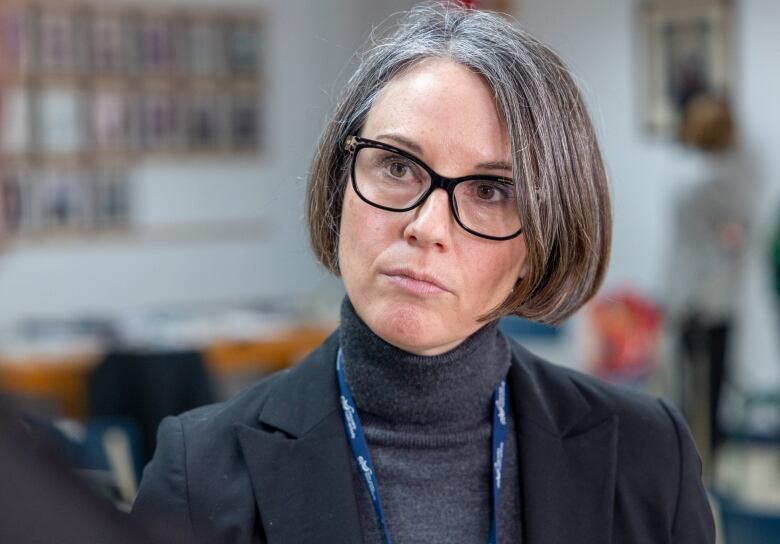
[306,2,611,324]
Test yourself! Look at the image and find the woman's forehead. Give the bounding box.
[362,58,511,169]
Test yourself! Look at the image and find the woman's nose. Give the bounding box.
[402,188,454,249]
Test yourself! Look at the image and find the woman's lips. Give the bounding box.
[383,270,450,296]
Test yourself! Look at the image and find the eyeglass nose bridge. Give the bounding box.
[428,172,461,193]
[409,171,462,218]
[400,172,466,232]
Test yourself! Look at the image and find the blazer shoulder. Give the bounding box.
[134,331,340,543]
[509,339,714,541]
[176,368,285,436]
[507,338,690,489]
[133,370,287,543]
[509,339,672,432]
[176,329,340,440]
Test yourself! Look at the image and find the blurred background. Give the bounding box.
[0,0,778,542]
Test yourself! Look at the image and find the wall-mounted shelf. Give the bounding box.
[0,0,264,239]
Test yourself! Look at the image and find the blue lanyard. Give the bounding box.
[336,348,509,544]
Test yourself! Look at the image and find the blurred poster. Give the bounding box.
[140,17,174,74]
[188,19,223,75]
[186,94,221,150]
[640,0,732,134]
[0,171,26,234]
[94,170,130,229]
[33,170,92,231]
[456,0,510,12]
[92,91,132,151]
[228,94,260,150]
[38,10,81,73]
[93,13,127,74]
[141,93,179,150]
[0,88,31,153]
[36,88,87,154]
[0,6,32,72]
[225,21,259,75]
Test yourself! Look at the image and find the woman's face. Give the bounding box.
[338,58,528,356]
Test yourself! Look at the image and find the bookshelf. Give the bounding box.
[0,1,264,239]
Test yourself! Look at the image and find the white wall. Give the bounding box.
[518,0,780,390]
[0,0,415,325]
[731,0,780,391]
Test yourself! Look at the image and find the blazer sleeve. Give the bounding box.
[660,399,716,543]
[132,416,195,544]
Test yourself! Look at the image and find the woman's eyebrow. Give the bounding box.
[375,133,423,155]
[375,132,512,173]
[476,160,512,173]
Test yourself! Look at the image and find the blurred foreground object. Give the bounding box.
[0,397,168,544]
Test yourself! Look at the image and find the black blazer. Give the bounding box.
[132,332,715,543]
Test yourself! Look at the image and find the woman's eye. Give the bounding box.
[477,184,496,200]
[388,162,408,177]
[466,181,514,204]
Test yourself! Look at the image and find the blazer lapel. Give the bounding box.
[235,334,363,544]
[509,343,618,544]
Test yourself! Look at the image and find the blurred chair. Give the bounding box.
[714,491,780,544]
[88,349,215,465]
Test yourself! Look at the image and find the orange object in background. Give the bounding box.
[588,289,663,381]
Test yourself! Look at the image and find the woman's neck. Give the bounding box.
[339,297,511,426]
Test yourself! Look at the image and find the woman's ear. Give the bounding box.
[519,260,529,281]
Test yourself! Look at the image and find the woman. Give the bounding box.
[133,5,715,543]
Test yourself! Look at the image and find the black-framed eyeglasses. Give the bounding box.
[344,136,523,241]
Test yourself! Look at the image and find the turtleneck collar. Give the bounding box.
[339,297,511,426]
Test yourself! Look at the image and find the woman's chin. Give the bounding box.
[366,302,461,356]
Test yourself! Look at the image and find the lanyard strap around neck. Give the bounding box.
[336,348,509,544]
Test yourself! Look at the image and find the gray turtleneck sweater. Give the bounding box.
[339,298,522,543]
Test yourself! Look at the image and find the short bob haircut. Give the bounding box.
[306,3,611,325]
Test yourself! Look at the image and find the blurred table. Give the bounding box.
[206,326,333,375]
[0,325,333,419]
